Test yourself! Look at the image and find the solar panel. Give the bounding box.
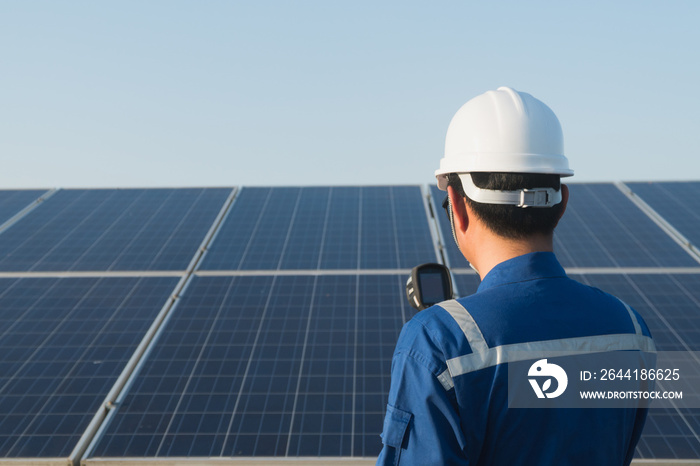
[0,276,178,458]
[0,189,47,226]
[201,186,438,270]
[0,188,231,271]
[626,182,700,252]
[555,184,698,267]
[87,274,411,458]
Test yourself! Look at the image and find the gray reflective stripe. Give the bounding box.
[621,300,643,335]
[437,369,454,391]
[447,333,656,378]
[438,300,489,354]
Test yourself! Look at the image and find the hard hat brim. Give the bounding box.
[435,154,574,191]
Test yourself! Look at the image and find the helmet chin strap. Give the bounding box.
[446,194,480,276]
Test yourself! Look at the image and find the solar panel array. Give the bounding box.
[0,183,698,464]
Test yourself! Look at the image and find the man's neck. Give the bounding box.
[467,232,554,279]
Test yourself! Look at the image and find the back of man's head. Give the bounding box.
[447,172,563,239]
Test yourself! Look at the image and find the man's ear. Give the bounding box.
[447,185,469,233]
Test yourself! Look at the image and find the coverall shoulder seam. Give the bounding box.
[393,346,444,379]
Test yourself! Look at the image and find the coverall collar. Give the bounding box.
[477,251,567,292]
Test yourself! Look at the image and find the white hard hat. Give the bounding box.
[435,87,573,207]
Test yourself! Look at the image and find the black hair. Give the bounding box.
[447,172,564,239]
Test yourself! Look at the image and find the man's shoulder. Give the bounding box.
[401,304,457,341]
[467,273,627,309]
[397,302,476,360]
[450,275,651,344]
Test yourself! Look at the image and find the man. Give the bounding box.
[377,87,654,465]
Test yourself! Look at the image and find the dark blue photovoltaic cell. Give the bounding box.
[0,190,46,226]
[627,182,700,253]
[89,274,410,458]
[432,183,698,268]
[0,188,230,271]
[201,186,437,270]
[0,276,177,458]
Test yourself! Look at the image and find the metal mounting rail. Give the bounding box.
[194,268,414,277]
[421,185,462,298]
[83,458,378,465]
[427,187,452,268]
[0,271,186,278]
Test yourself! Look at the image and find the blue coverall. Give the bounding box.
[377,252,654,465]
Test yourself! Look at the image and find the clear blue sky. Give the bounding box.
[2,1,699,188]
